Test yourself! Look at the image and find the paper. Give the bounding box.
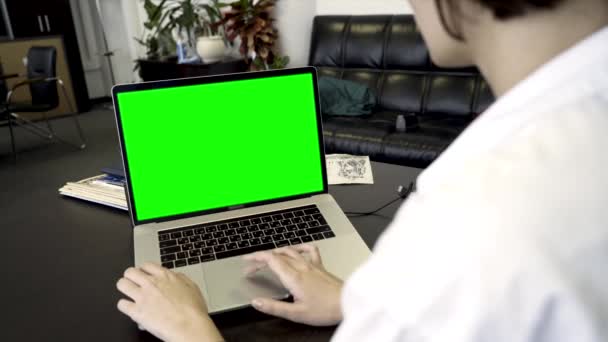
[59,174,128,210]
[326,154,374,185]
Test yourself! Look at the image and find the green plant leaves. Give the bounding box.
[136,0,289,70]
[143,0,168,29]
[217,0,288,70]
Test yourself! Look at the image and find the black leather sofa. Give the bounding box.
[310,15,495,168]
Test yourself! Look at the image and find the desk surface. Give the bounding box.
[0,108,422,341]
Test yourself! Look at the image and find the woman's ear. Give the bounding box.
[436,0,466,41]
[410,0,474,67]
[437,0,492,42]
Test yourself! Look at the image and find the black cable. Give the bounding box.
[345,196,403,217]
[345,182,415,217]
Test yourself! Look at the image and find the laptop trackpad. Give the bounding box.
[203,257,288,312]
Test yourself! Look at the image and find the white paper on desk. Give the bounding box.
[58,174,128,210]
[326,154,374,185]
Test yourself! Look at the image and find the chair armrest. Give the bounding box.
[11,77,56,90]
[6,77,58,103]
[0,73,20,81]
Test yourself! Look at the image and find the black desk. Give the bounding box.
[0,109,422,341]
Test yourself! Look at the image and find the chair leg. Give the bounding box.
[10,112,53,139]
[59,79,86,149]
[70,111,86,149]
[7,115,17,161]
[42,112,55,138]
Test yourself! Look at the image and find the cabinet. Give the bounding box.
[138,57,248,82]
[4,0,90,112]
[3,0,43,37]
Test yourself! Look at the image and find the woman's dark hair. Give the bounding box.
[436,0,564,40]
[477,0,564,19]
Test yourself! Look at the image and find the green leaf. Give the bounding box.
[153,6,179,36]
[202,5,221,22]
[143,0,157,18]
[144,0,169,23]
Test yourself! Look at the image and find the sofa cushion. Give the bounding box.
[309,17,348,68]
[385,17,429,70]
[341,69,382,94]
[383,116,469,166]
[320,112,469,167]
[418,116,471,139]
[317,67,343,79]
[379,72,426,113]
[344,16,389,68]
[322,116,392,157]
[382,133,451,167]
[424,74,477,118]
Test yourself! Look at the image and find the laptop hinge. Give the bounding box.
[228,204,246,210]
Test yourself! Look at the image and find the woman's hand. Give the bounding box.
[243,244,343,326]
[116,263,223,342]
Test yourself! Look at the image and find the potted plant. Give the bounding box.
[136,0,176,60]
[136,0,211,65]
[196,0,230,63]
[219,0,289,70]
[164,0,206,63]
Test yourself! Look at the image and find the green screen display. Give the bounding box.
[116,73,325,222]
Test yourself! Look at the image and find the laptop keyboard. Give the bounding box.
[158,204,336,269]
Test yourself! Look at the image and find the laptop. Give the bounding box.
[111,67,371,314]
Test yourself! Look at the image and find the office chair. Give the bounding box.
[0,62,15,157]
[0,46,86,160]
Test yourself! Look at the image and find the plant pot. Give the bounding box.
[196,36,225,63]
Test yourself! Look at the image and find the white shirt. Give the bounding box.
[333,26,608,342]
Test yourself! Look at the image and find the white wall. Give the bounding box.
[98,0,139,86]
[121,0,147,74]
[71,0,110,98]
[275,0,316,67]
[71,0,142,98]
[316,0,412,15]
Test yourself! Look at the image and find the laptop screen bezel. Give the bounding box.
[111,67,328,227]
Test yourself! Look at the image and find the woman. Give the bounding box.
[116,0,608,340]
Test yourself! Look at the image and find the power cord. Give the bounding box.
[345,182,415,217]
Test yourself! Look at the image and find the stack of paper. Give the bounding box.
[59,174,128,210]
